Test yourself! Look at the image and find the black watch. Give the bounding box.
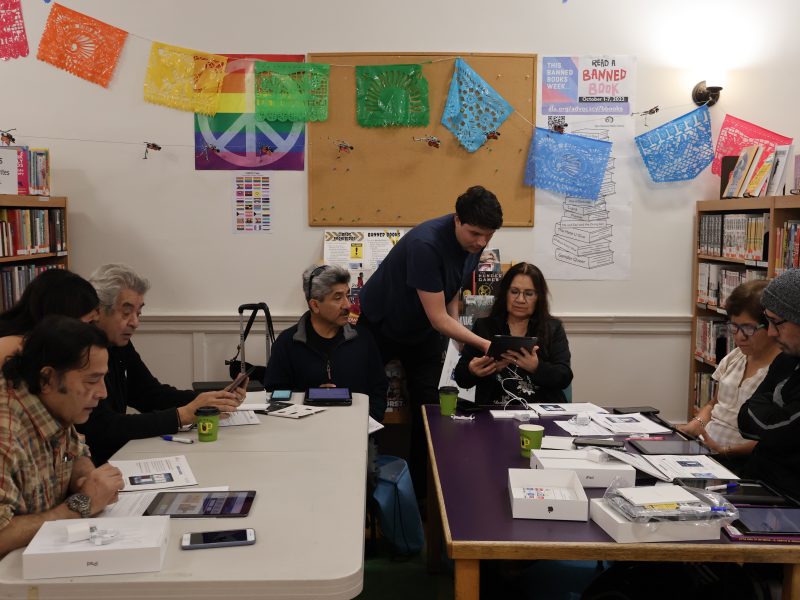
[66,493,92,518]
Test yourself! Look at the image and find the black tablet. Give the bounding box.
[735,507,800,535]
[678,478,792,507]
[144,490,256,518]
[305,387,352,406]
[486,335,538,359]
[629,439,716,455]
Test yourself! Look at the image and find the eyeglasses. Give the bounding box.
[509,288,537,301]
[764,314,789,329]
[306,265,328,300]
[726,322,766,337]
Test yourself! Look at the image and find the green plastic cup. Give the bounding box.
[195,406,220,442]
[519,424,544,457]
[439,386,458,417]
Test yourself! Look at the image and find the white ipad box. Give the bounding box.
[530,450,636,488]
[508,468,588,521]
[589,499,723,543]
[23,516,169,579]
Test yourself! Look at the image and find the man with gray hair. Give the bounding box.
[77,264,242,465]
[739,269,800,500]
[263,264,387,421]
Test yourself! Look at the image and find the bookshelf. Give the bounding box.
[0,195,68,311]
[688,195,800,418]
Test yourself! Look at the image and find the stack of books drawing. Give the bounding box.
[552,128,614,270]
[722,144,793,199]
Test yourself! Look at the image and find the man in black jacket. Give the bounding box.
[263,265,387,422]
[77,264,241,465]
[739,269,800,500]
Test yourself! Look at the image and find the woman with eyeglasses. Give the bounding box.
[678,279,780,464]
[454,262,572,406]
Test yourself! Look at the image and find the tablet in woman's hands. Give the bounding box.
[486,335,537,359]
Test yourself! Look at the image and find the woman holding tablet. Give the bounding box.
[679,280,780,466]
[454,262,572,405]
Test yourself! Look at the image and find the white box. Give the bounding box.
[508,468,588,521]
[589,499,723,543]
[530,451,636,488]
[23,516,170,579]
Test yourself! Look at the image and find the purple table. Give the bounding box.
[423,406,800,600]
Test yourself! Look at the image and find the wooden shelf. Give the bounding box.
[0,251,67,264]
[0,195,66,208]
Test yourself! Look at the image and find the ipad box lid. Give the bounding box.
[23,516,169,579]
[530,451,636,488]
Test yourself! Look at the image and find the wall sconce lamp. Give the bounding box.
[691,81,723,106]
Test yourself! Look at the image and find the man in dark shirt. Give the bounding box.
[739,269,800,499]
[77,264,241,465]
[358,185,503,495]
[263,264,388,422]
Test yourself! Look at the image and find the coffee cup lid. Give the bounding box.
[439,386,459,393]
[195,406,221,416]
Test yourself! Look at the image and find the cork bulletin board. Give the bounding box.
[307,52,537,227]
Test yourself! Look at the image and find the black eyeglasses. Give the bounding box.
[764,314,789,329]
[306,266,327,300]
[726,322,765,337]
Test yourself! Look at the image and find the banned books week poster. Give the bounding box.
[233,172,270,233]
[534,55,635,281]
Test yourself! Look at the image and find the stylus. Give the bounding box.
[705,483,739,491]
[161,435,194,444]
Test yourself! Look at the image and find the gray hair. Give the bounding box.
[302,264,350,302]
[89,264,151,312]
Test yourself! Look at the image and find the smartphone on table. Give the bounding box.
[181,528,256,550]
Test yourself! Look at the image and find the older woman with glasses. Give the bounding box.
[454,262,572,406]
[679,279,780,463]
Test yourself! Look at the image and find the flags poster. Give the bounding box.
[635,105,714,183]
[525,127,612,200]
[441,58,513,152]
[37,3,128,88]
[356,64,429,127]
[0,0,29,60]
[713,114,792,175]
[254,61,330,122]
[144,42,227,116]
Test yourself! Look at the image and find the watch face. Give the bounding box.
[67,493,91,518]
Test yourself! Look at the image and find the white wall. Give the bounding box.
[5,0,799,420]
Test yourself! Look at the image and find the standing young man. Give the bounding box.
[739,269,800,499]
[358,185,503,495]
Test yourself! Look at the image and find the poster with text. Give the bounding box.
[541,56,633,116]
[534,55,636,280]
[195,54,305,171]
[233,172,270,233]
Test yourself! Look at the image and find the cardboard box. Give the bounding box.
[23,516,170,579]
[530,450,636,488]
[590,499,723,543]
[508,468,588,521]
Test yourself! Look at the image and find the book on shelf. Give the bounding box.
[743,151,774,197]
[27,149,50,196]
[766,145,794,197]
[739,145,767,197]
[0,208,65,257]
[719,155,739,199]
[472,270,503,296]
[723,145,760,198]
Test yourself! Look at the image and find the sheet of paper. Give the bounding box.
[643,455,739,481]
[512,486,576,501]
[220,410,260,426]
[244,390,269,403]
[100,486,229,518]
[438,339,476,402]
[238,402,269,411]
[601,448,670,481]
[541,436,575,450]
[617,485,697,506]
[109,455,198,491]
[532,402,607,416]
[554,419,613,436]
[268,405,326,419]
[590,412,671,435]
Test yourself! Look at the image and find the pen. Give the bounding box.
[626,436,665,441]
[161,435,194,444]
[705,483,738,491]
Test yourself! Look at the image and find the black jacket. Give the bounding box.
[454,315,573,405]
[739,352,800,499]
[77,342,197,465]
[263,312,388,421]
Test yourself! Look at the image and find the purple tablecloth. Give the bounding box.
[425,405,728,545]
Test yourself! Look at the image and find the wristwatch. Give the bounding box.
[66,493,92,518]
